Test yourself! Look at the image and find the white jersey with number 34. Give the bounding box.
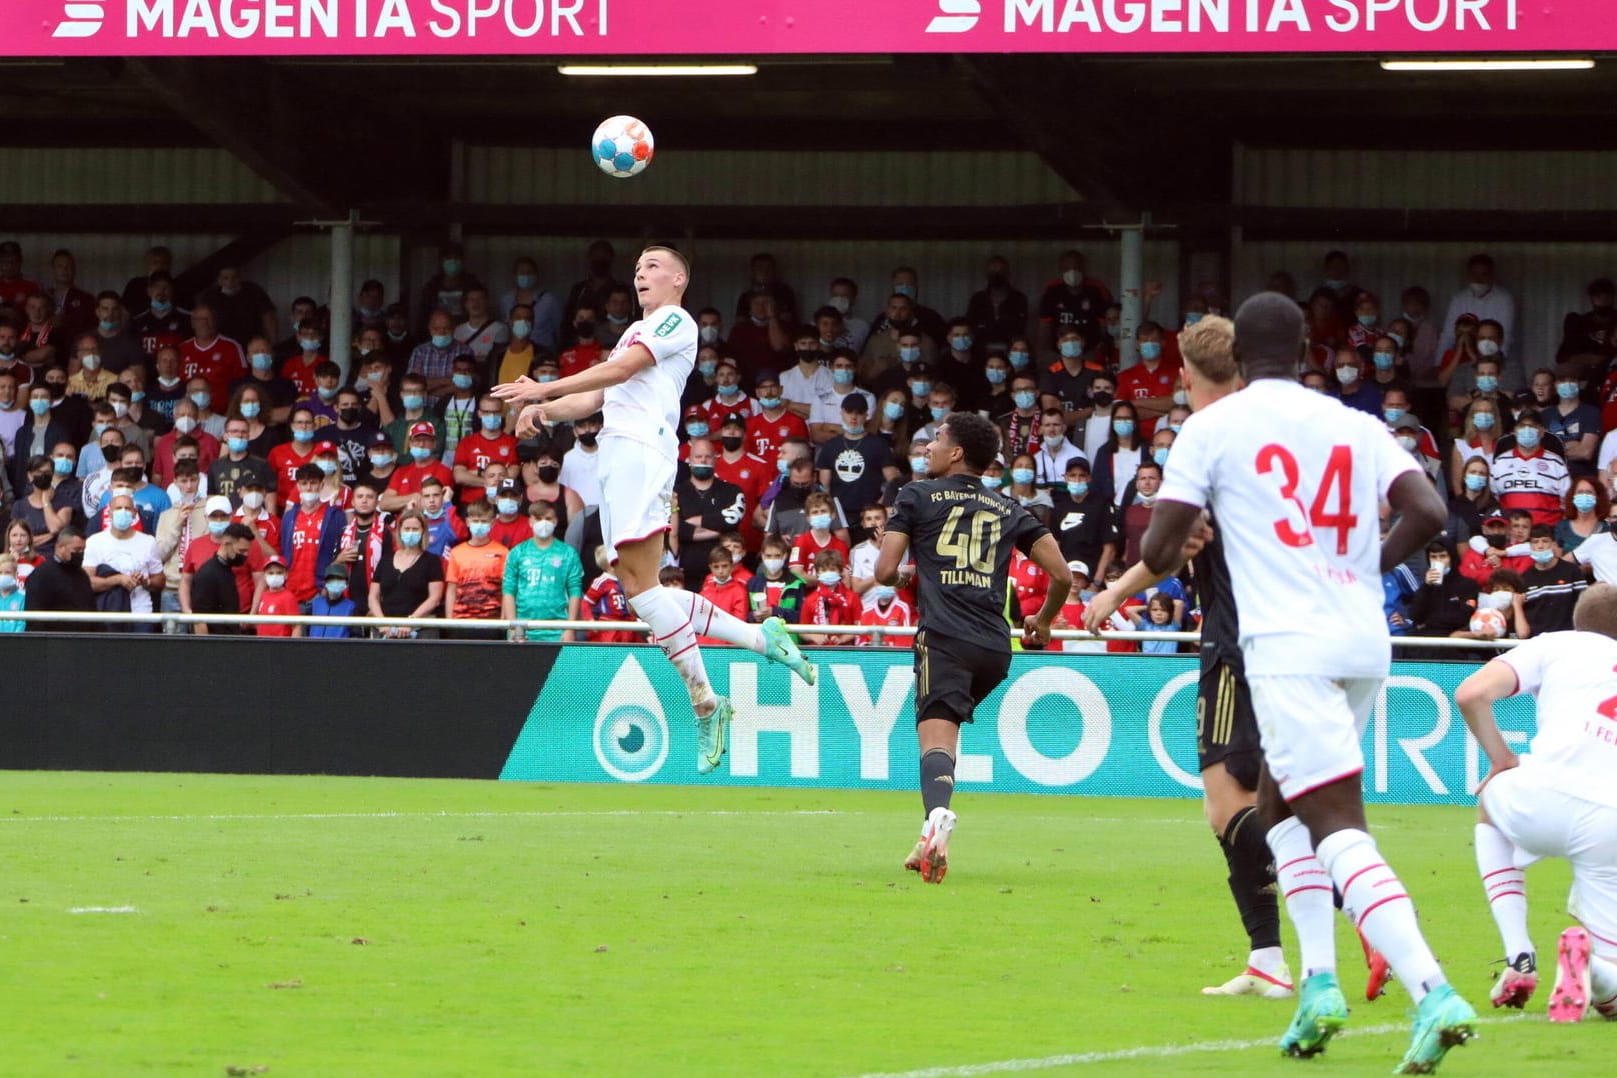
[1157,378,1420,679]
[600,304,697,460]
[1500,630,1617,808]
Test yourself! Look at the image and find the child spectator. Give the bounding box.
[697,546,750,645]
[1480,568,1529,640]
[746,536,808,623]
[717,532,753,585]
[798,548,857,645]
[308,563,357,638]
[417,475,468,555]
[1132,592,1182,654]
[279,462,345,606]
[1051,562,1107,654]
[788,492,850,580]
[1459,512,1533,586]
[254,555,301,637]
[500,500,582,643]
[0,554,23,632]
[444,499,510,637]
[847,504,890,610]
[857,582,913,647]
[1100,563,1143,654]
[1520,523,1586,636]
[1009,547,1050,622]
[658,566,685,589]
[583,544,636,643]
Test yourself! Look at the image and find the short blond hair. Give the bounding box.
[640,245,689,277]
[1177,315,1238,385]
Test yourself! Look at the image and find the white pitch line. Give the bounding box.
[67,906,139,914]
[847,1014,1530,1077]
[0,809,854,824]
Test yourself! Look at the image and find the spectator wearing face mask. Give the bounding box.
[502,501,582,643]
[1031,409,1087,493]
[1047,458,1118,583]
[0,553,23,632]
[786,491,851,581]
[152,399,221,489]
[1555,477,1611,557]
[999,374,1043,460]
[1438,254,1517,387]
[1491,412,1570,527]
[1004,452,1053,527]
[1115,322,1181,435]
[1363,331,1407,395]
[796,548,857,646]
[1540,362,1602,475]
[1389,413,1442,485]
[745,536,808,623]
[1089,402,1143,506]
[369,509,444,637]
[15,452,80,558]
[1330,348,1382,417]
[306,563,359,638]
[1449,398,1502,496]
[1408,540,1480,637]
[279,463,347,608]
[1447,456,1503,547]
[857,574,915,648]
[1460,511,1535,587]
[251,555,301,637]
[22,526,95,630]
[557,303,604,380]
[85,493,164,630]
[1520,524,1586,636]
[182,495,268,622]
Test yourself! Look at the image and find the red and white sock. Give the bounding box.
[1268,817,1336,978]
[1317,828,1444,1004]
[628,588,717,714]
[662,589,766,653]
[1475,823,1533,959]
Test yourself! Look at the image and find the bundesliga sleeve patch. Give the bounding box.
[654,312,683,338]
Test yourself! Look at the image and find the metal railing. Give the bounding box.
[0,610,1520,650]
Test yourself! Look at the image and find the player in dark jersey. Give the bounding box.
[1086,315,1391,1004]
[875,411,1072,883]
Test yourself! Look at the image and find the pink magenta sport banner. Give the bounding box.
[9,0,1605,57]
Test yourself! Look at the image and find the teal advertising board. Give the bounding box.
[501,647,1536,805]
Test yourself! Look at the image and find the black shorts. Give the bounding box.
[1196,652,1262,790]
[913,630,1012,726]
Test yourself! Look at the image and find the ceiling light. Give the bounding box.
[1380,58,1594,72]
[558,64,758,77]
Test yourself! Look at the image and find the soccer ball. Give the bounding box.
[1469,607,1508,639]
[591,115,654,178]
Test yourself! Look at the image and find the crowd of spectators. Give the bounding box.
[2,239,1614,649]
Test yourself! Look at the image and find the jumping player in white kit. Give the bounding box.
[1456,581,1617,1024]
[1139,292,1477,1073]
[492,246,815,774]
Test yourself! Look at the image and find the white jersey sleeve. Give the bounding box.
[1500,630,1617,807]
[600,305,698,459]
[1156,406,1214,510]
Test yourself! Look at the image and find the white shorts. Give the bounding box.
[1248,675,1379,802]
[597,433,676,564]
[1483,764,1617,957]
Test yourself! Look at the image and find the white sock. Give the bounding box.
[1267,817,1337,979]
[1591,951,1617,1008]
[1475,823,1533,960]
[1249,945,1288,981]
[1317,828,1444,1005]
[663,589,766,653]
[628,588,716,713]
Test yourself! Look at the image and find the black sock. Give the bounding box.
[1219,805,1282,952]
[920,748,956,817]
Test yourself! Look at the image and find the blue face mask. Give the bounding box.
[110,508,136,531]
[1059,341,1082,359]
[1153,447,1170,468]
[240,401,260,419]
[776,459,790,475]
[717,384,741,398]
[686,422,709,438]
[401,394,424,411]
[316,459,338,475]
[316,385,337,401]
[1476,375,1499,394]
[893,284,917,300]
[1358,314,1378,327]
[516,273,536,290]
[99,319,118,333]
[1530,547,1555,566]
[698,360,718,378]
[1383,407,1406,424]
[29,398,50,416]
[910,457,929,475]
[399,529,423,548]
[1574,492,1599,513]
[757,396,782,410]
[410,445,434,462]
[985,368,1007,385]
[982,475,1002,490]
[949,335,973,352]
[1373,352,1396,370]
[1473,412,1496,431]
[883,401,905,421]
[1464,472,1488,492]
[53,456,73,475]
[497,498,520,516]
[441,259,462,276]
[832,368,855,386]
[930,407,949,422]
[292,428,314,444]
[190,391,211,410]
[842,422,865,437]
[150,299,172,315]
[1012,390,1037,410]
[130,390,145,403]
[898,346,921,364]
[452,373,475,391]
[1558,382,1580,400]
[431,334,453,350]
[809,513,832,531]
[325,580,348,599]
[537,374,557,384]
[1183,312,1204,326]
[300,338,322,353]
[1009,350,1030,369]
[251,353,274,372]
[227,436,249,454]
[207,519,230,537]
[1066,480,1089,497]
[1139,341,1163,361]
[910,381,931,398]
[689,465,715,480]
[1516,427,1541,450]
[1112,418,1135,438]
[468,521,493,539]
[480,413,503,431]
[1011,467,1035,486]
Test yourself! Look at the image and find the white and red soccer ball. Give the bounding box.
[592,115,654,178]
[1469,607,1508,639]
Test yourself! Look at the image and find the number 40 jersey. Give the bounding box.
[886,474,1050,648]
[1157,377,1420,682]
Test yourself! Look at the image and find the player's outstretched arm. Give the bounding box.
[1382,470,1447,573]
[1084,517,1212,634]
[517,390,607,434]
[492,344,656,405]
[1139,499,1204,580]
[1022,533,1073,648]
[1454,659,1522,785]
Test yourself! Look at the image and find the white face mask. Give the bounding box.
[174,416,198,434]
[762,557,786,575]
[532,520,556,540]
[1485,590,1515,611]
[242,491,265,510]
[265,573,287,589]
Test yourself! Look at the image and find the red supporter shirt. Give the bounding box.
[745,410,809,462]
[181,336,247,407]
[858,598,915,647]
[255,587,300,636]
[0,276,39,311]
[584,572,637,643]
[699,393,753,430]
[697,578,751,645]
[387,460,455,501]
[799,582,859,633]
[452,432,519,502]
[488,516,531,550]
[1009,550,1049,619]
[184,534,269,612]
[267,442,317,509]
[715,452,771,546]
[280,354,325,397]
[236,507,280,552]
[286,503,330,603]
[1115,359,1181,439]
[559,340,603,378]
[788,530,850,573]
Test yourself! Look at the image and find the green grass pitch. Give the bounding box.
[0,772,1607,1076]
